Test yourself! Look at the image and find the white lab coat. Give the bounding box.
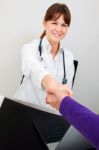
[14,36,74,109]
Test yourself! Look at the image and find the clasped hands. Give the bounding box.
[46,83,73,110]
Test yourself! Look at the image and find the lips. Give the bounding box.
[52,32,62,38]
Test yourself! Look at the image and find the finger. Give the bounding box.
[65,87,73,97]
[46,96,52,104]
[47,88,55,95]
[46,98,49,104]
[46,94,55,104]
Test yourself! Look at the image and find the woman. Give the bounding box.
[14,3,74,109]
[46,87,99,149]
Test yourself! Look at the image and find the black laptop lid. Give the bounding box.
[0,97,70,145]
[55,126,96,150]
[0,98,49,150]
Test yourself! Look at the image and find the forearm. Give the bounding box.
[59,96,99,149]
[22,45,52,89]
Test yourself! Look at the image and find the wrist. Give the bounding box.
[41,75,59,91]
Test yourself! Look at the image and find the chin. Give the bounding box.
[52,37,61,43]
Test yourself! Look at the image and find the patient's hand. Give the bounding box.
[46,84,73,110]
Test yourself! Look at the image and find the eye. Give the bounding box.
[62,24,68,27]
[52,22,57,25]
[52,21,57,24]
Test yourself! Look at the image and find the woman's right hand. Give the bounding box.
[42,75,73,96]
[42,74,73,109]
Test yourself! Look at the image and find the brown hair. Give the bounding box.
[40,3,71,39]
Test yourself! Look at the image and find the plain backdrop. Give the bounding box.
[0,0,99,112]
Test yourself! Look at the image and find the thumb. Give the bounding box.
[47,88,56,95]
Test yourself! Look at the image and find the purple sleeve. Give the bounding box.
[59,96,99,149]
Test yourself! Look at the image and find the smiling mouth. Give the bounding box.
[52,33,62,38]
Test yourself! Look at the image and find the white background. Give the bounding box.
[0,0,99,112]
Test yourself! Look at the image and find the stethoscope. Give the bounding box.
[39,38,67,84]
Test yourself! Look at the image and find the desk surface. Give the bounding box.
[47,142,58,150]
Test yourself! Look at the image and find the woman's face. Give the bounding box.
[44,15,68,44]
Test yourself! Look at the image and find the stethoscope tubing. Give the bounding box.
[39,38,67,84]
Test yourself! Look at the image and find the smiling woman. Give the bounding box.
[43,15,68,57]
[13,3,74,110]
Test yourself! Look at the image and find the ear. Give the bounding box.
[43,20,47,28]
[43,20,46,25]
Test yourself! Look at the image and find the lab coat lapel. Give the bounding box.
[42,52,54,74]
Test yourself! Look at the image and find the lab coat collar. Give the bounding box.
[42,36,63,54]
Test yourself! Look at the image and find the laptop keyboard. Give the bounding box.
[39,126,67,143]
[34,117,70,144]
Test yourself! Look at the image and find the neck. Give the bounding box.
[51,44,59,58]
[46,36,60,58]
[49,40,59,57]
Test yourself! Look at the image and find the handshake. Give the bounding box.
[46,84,73,110]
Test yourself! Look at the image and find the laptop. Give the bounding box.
[55,125,96,150]
[0,97,69,149]
[0,97,95,150]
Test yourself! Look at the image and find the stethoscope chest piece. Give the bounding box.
[62,78,67,84]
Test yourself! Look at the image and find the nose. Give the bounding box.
[56,25,62,32]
